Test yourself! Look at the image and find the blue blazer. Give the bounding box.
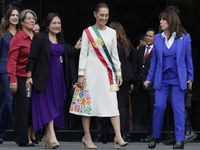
[146,33,194,90]
[0,32,13,73]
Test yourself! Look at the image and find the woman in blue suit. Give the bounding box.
[0,6,20,144]
[144,10,193,149]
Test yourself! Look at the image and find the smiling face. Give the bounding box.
[47,16,61,35]
[9,9,19,26]
[94,7,109,28]
[145,31,155,46]
[33,24,40,33]
[21,12,36,30]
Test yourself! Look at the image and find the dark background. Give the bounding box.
[0,0,200,137]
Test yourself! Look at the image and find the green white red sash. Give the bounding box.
[84,25,119,91]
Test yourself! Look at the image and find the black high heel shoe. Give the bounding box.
[173,141,184,149]
[31,138,39,144]
[148,137,160,149]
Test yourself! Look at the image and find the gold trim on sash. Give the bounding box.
[109,84,119,91]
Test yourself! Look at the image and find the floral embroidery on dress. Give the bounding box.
[117,69,121,72]
[78,68,85,71]
[70,78,92,115]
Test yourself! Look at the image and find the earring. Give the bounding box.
[46,28,48,32]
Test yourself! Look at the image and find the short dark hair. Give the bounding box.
[95,2,109,13]
[41,13,64,43]
[165,5,180,18]
[146,28,156,35]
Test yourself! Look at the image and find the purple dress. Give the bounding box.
[32,41,66,131]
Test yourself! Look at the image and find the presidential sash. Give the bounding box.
[84,25,119,91]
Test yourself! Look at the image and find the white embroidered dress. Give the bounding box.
[71,26,121,117]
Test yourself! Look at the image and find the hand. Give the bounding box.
[143,81,150,88]
[10,83,17,93]
[129,84,134,93]
[186,80,192,90]
[78,76,84,89]
[117,76,123,86]
[26,78,33,91]
[75,38,81,50]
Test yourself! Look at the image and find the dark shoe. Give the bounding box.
[148,138,159,149]
[27,143,35,147]
[101,136,108,144]
[37,128,45,140]
[31,138,39,144]
[94,135,108,144]
[18,143,35,147]
[173,141,184,149]
[184,130,198,144]
[18,144,27,147]
[140,135,153,142]
[122,134,132,142]
[0,138,3,144]
[162,134,176,145]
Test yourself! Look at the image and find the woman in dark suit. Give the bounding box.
[144,10,193,149]
[26,13,81,149]
[109,22,138,140]
[0,6,20,144]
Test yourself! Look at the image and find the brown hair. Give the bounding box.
[0,6,20,39]
[109,22,135,57]
[159,10,186,38]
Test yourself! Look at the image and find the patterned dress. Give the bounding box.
[70,26,121,117]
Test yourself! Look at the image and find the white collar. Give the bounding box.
[146,44,153,49]
[161,32,176,49]
[161,31,176,39]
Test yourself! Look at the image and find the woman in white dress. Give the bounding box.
[70,2,128,149]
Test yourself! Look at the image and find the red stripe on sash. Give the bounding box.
[84,28,114,84]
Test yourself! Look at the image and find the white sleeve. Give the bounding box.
[111,30,121,76]
[78,30,89,76]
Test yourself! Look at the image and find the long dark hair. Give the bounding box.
[0,6,20,38]
[109,22,135,57]
[41,13,64,43]
[159,10,186,38]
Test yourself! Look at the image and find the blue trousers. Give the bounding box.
[168,90,191,131]
[0,73,13,138]
[153,83,185,141]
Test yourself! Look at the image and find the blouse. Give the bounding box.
[7,29,32,83]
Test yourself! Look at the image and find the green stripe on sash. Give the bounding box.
[92,25,117,83]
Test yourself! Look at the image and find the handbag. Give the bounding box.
[185,83,193,109]
[69,78,92,115]
[185,83,192,135]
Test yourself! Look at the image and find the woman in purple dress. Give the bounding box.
[26,13,81,149]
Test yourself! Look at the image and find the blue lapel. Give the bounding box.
[158,34,163,66]
[176,34,183,64]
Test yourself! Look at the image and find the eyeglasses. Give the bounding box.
[25,17,36,21]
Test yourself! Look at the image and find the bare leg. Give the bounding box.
[30,126,36,140]
[82,116,96,147]
[110,116,126,143]
[28,126,33,144]
[45,120,58,143]
[41,120,59,148]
